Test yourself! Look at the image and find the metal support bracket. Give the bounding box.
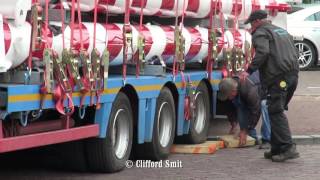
[62,49,85,91]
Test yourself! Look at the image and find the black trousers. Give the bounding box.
[266,72,298,154]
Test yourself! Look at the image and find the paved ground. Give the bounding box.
[0,71,319,179]
[210,95,320,136]
[1,145,320,180]
[295,70,320,96]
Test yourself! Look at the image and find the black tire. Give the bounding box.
[137,87,176,161]
[85,92,133,173]
[295,40,316,70]
[186,82,210,144]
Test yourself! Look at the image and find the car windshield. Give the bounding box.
[305,11,320,21]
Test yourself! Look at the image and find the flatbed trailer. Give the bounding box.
[0,70,221,172]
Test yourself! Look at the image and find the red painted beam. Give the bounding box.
[17,119,75,136]
[0,124,99,153]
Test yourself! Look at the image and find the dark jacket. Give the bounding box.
[247,22,299,88]
[237,76,261,130]
[225,75,261,130]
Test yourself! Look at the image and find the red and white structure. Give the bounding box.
[0,0,31,26]
[37,0,290,18]
[0,16,254,72]
[0,0,291,72]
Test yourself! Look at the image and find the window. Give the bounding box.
[305,11,320,21]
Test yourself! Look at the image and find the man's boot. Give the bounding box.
[264,151,272,159]
[271,145,300,162]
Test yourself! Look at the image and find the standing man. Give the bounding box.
[243,10,300,162]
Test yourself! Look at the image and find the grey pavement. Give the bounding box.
[295,71,320,96]
[0,145,320,180]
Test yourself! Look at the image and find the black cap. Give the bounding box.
[244,10,268,24]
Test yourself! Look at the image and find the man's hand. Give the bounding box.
[239,129,248,146]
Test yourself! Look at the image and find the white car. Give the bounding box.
[287,6,320,70]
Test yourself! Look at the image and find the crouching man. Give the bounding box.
[218,73,261,146]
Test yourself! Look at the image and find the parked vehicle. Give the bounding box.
[287,6,320,70]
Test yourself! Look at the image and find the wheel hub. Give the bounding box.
[194,92,206,134]
[112,109,130,159]
[158,102,173,148]
[295,42,313,69]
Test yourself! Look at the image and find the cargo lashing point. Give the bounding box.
[137,35,146,74]
[20,111,29,127]
[62,49,85,92]
[174,27,186,71]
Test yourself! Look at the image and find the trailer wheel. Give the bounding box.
[186,82,210,144]
[86,92,133,173]
[142,87,176,160]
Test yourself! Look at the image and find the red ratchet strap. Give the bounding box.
[93,0,104,109]
[233,0,240,48]
[52,0,74,116]
[180,71,186,89]
[51,50,75,116]
[217,0,224,47]
[122,0,131,82]
[232,0,237,45]
[27,0,40,73]
[243,0,250,68]
[172,1,179,78]
[75,0,92,107]
[172,0,186,78]
[180,0,187,29]
[77,0,91,104]
[53,80,75,116]
[70,0,75,49]
[77,0,84,51]
[218,1,229,75]
[184,75,193,120]
[136,0,145,77]
[60,0,65,49]
[243,0,251,70]
[93,0,98,49]
[180,0,187,73]
[96,0,111,109]
[184,96,190,120]
[44,0,49,49]
[206,0,215,80]
[39,0,51,111]
[231,0,239,76]
[219,10,225,47]
[96,0,112,109]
